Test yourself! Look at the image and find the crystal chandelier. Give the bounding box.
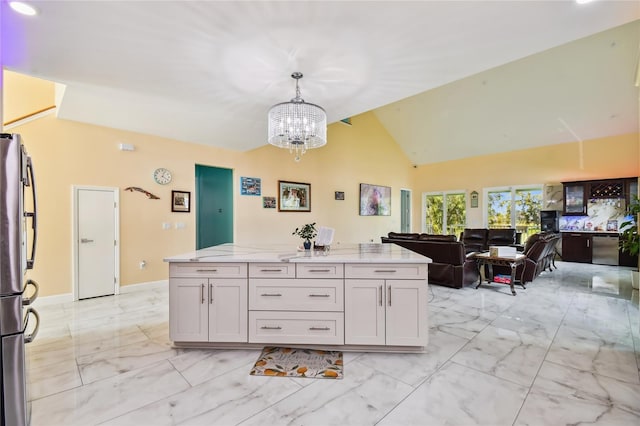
[268,72,327,162]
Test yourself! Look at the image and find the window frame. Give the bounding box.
[483,184,544,233]
[422,190,467,235]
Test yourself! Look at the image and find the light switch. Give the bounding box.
[162,222,171,230]
[175,222,186,229]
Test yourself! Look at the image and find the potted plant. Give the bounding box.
[293,222,317,250]
[620,195,639,261]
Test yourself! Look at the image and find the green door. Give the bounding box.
[196,165,233,249]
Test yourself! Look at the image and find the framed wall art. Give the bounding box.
[470,190,479,208]
[278,180,311,212]
[240,177,261,196]
[262,196,276,209]
[359,183,391,216]
[171,190,191,213]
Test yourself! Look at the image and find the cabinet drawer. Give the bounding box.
[296,263,343,278]
[344,263,427,280]
[170,263,247,278]
[248,311,344,345]
[249,279,343,311]
[249,263,296,278]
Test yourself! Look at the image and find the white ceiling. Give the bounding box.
[2,0,639,165]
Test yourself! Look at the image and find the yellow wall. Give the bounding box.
[2,70,55,123]
[9,110,412,297]
[4,72,639,297]
[413,133,640,228]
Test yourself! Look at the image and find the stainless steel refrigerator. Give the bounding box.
[0,133,40,426]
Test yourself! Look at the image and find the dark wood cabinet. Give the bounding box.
[563,177,637,216]
[626,179,638,204]
[562,233,592,263]
[562,183,587,215]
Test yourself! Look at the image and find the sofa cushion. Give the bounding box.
[463,229,488,240]
[418,234,457,242]
[387,232,420,240]
[462,228,488,253]
[396,240,466,266]
[523,233,542,254]
[487,228,516,246]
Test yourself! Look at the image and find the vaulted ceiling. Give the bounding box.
[2,1,638,165]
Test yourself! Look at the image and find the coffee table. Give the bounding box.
[470,252,526,296]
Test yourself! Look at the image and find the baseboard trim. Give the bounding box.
[120,280,168,293]
[34,293,73,306]
[35,280,168,305]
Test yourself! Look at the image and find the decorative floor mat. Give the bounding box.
[249,346,343,379]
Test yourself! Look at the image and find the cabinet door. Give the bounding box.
[169,278,208,342]
[385,280,428,346]
[344,279,385,345]
[563,183,587,215]
[208,278,248,342]
[562,234,592,263]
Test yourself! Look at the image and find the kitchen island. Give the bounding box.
[164,243,431,353]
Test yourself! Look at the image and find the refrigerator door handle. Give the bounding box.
[25,155,37,270]
[22,279,39,305]
[23,307,40,344]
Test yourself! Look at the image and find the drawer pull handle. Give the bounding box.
[375,270,397,273]
[260,293,282,297]
[196,269,217,272]
[309,294,330,298]
[260,326,282,330]
[308,269,331,272]
[260,269,283,272]
[309,327,330,331]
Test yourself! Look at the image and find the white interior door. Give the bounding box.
[76,187,118,299]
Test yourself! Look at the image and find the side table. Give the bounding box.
[470,252,526,296]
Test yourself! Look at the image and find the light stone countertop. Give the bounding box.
[163,242,432,264]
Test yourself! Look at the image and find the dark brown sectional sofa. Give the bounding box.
[381,232,478,289]
[381,229,555,289]
[460,228,520,253]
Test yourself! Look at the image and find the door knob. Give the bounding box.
[80,238,94,243]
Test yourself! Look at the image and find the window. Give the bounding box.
[423,191,466,236]
[485,186,543,242]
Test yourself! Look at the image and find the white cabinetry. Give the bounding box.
[344,264,427,347]
[166,252,429,352]
[169,277,208,342]
[169,263,247,343]
[247,263,344,345]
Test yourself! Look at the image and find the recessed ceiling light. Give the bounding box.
[575,0,596,4]
[9,1,37,16]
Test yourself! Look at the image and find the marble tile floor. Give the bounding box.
[27,261,640,425]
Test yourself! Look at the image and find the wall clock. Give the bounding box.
[153,167,172,185]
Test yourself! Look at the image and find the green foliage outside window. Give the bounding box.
[425,194,443,234]
[516,189,542,241]
[446,193,467,236]
[425,193,466,236]
[488,190,511,228]
[488,188,542,242]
